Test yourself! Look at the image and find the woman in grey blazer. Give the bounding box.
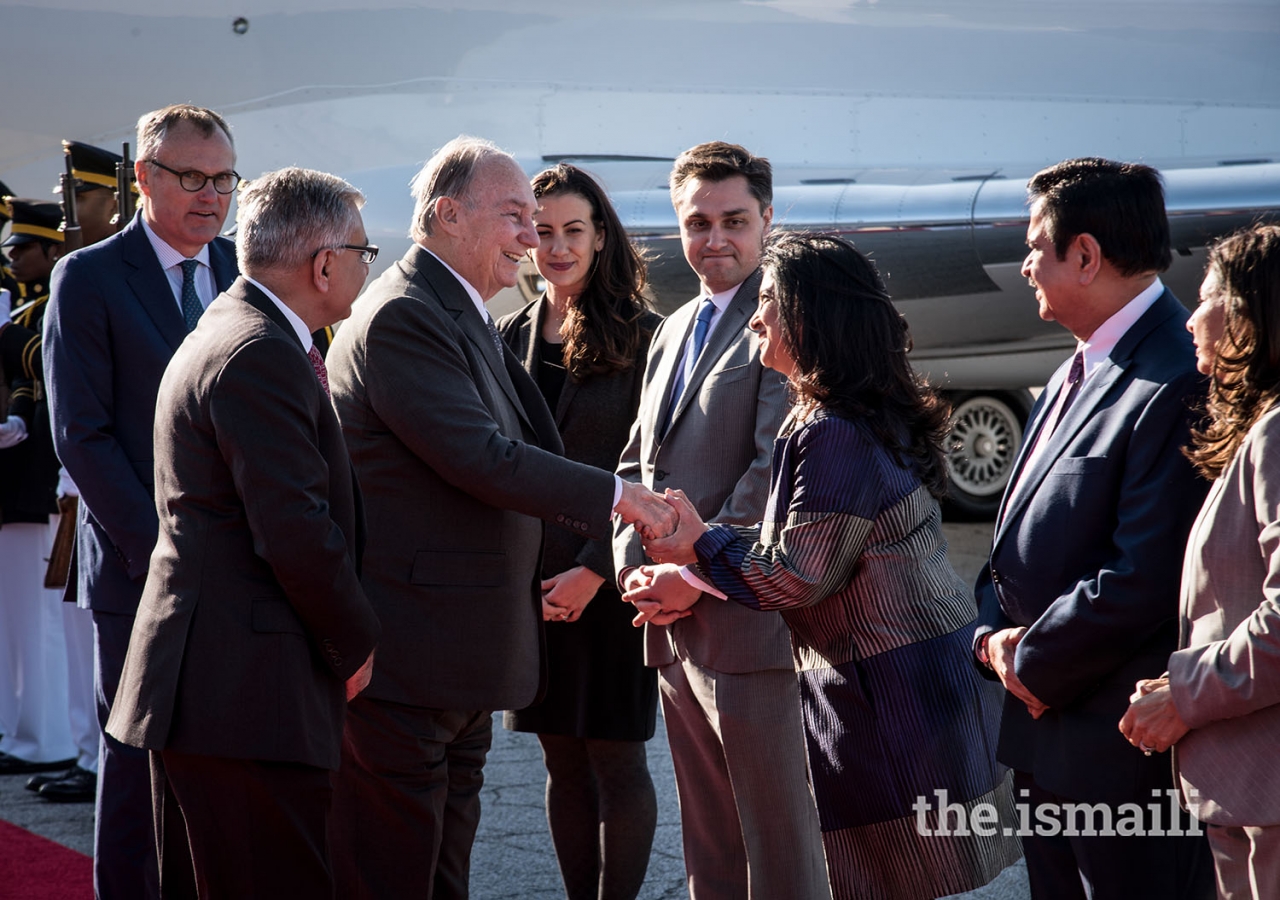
[497,164,661,900]
[1121,223,1280,899]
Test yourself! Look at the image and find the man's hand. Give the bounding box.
[615,480,678,540]
[541,565,606,623]
[642,489,708,566]
[1119,675,1190,754]
[622,563,701,627]
[988,627,1049,719]
[345,650,375,701]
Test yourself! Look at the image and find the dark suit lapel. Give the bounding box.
[119,218,188,351]
[208,237,239,293]
[994,289,1184,543]
[408,247,540,437]
[231,278,305,350]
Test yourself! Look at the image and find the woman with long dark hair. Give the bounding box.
[632,232,1018,899]
[1121,223,1280,896]
[497,163,660,900]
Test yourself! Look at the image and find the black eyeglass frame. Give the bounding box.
[310,244,379,265]
[147,158,242,195]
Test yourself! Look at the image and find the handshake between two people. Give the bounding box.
[616,487,712,628]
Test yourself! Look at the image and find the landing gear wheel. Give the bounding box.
[943,390,1033,521]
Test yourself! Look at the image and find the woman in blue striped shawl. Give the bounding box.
[631,232,1020,899]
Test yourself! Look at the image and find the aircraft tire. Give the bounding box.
[942,389,1033,522]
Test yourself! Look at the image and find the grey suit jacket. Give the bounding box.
[106,279,380,770]
[1170,403,1280,827]
[613,270,793,673]
[327,246,617,711]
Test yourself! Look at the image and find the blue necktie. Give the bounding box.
[661,298,716,438]
[179,259,203,333]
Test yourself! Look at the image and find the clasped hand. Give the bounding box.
[618,490,712,627]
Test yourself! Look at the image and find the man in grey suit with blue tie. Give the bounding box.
[974,158,1215,898]
[44,104,240,900]
[616,142,829,900]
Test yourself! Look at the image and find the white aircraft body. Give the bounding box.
[3,0,1278,513]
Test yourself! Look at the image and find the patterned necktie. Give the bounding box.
[1051,350,1086,432]
[179,259,203,333]
[660,298,717,438]
[485,313,505,358]
[308,345,331,399]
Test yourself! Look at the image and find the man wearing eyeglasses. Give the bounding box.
[105,167,381,898]
[44,104,239,900]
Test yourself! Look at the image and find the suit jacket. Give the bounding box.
[975,288,1209,805]
[496,296,660,581]
[44,216,238,612]
[1169,404,1280,826]
[326,245,617,712]
[105,279,379,769]
[613,271,793,673]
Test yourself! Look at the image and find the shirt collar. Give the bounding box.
[140,214,212,270]
[243,276,313,352]
[1078,277,1164,376]
[704,282,742,314]
[422,246,489,323]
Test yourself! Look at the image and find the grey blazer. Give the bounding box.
[1170,403,1280,827]
[328,246,617,712]
[613,270,793,673]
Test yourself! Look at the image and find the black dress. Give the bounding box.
[498,299,659,741]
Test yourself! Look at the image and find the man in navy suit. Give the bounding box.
[44,104,239,900]
[974,158,1216,899]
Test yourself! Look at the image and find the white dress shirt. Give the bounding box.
[140,215,217,315]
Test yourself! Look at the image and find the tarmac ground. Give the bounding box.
[1,520,1029,898]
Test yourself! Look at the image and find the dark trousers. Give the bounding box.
[152,749,334,899]
[93,610,159,900]
[1014,770,1216,900]
[331,698,492,900]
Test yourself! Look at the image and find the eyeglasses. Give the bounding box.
[147,159,241,195]
[311,244,379,265]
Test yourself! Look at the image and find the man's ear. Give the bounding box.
[434,196,460,233]
[1074,233,1103,285]
[134,159,151,197]
[312,250,331,293]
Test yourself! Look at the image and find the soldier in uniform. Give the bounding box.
[0,198,76,775]
[60,140,124,247]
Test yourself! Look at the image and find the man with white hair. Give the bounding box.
[327,136,674,898]
[107,166,381,898]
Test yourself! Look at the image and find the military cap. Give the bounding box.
[55,140,123,194]
[2,199,65,247]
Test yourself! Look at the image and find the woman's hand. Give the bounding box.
[541,566,606,623]
[1119,676,1191,754]
[641,489,708,566]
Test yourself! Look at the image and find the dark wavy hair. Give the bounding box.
[531,164,652,379]
[761,231,953,498]
[1187,223,1280,479]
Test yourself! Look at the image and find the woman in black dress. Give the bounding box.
[497,163,660,900]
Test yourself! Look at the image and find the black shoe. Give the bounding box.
[37,765,97,803]
[0,751,77,775]
[25,766,75,792]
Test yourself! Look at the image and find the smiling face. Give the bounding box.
[674,174,772,295]
[1187,266,1228,376]
[749,269,797,379]
[1021,203,1083,331]
[137,121,235,258]
[447,157,539,301]
[532,192,603,299]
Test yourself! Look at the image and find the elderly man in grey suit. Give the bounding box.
[326,136,674,899]
[615,142,829,900]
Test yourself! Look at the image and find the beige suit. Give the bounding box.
[614,271,829,900]
[1170,403,1280,896]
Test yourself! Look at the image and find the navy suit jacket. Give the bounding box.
[44,215,238,615]
[975,288,1209,805]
